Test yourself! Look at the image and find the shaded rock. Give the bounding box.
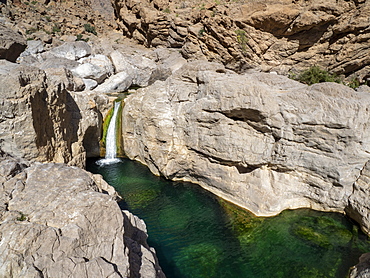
[0,22,26,62]
[122,61,370,224]
[0,154,165,278]
[349,253,370,278]
[0,61,108,167]
[44,67,85,92]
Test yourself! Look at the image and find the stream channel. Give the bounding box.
[87,158,370,278]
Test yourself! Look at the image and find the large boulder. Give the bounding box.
[0,22,26,62]
[0,153,165,277]
[122,61,370,230]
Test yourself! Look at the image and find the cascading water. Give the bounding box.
[97,101,121,165]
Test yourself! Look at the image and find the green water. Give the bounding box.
[87,158,370,278]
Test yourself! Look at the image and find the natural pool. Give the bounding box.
[87,158,370,278]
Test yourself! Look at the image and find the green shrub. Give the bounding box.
[235,29,248,53]
[347,78,360,89]
[52,23,61,33]
[163,7,171,13]
[17,212,28,221]
[76,34,89,42]
[294,66,341,85]
[198,28,205,37]
[84,23,97,35]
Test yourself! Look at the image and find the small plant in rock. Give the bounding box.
[235,29,248,53]
[163,7,171,13]
[347,77,360,89]
[76,34,89,42]
[52,23,61,33]
[84,23,97,35]
[17,212,28,221]
[198,28,205,37]
[294,66,341,85]
[26,28,38,34]
[31,0,37,4]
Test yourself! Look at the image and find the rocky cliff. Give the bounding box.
[112,0,370,83]
[1,0,369,83]
[122,61,370,235]
[0,58,108,168]
[0,152,165,277]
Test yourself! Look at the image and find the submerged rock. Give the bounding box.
[0,153,165,278]
[122,61,370,232]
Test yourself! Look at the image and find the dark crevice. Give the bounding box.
[235,164,259,174]
[272,133,281,143]
[220,108,265,122]
[33,264,45,278]
[189,147,262,174]
[100,257,124,278]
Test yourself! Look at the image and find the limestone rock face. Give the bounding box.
[0,153,165,278]
[0,60,108,167]
[112,0,370,82]
[0,22,26,62]
[122,61,370,223]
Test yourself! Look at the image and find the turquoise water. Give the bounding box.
[87,158,370,278]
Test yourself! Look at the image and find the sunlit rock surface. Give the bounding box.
[122,61,370,230]
[0,153,165,278]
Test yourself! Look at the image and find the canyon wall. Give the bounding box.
[122,61,370,234]
[1,0,369,82]
[112,0,370,82]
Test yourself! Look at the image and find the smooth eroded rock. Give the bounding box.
[0,153,165,277]
[122,61,370,226]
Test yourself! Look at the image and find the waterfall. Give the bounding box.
[97,101,121,165]
[105,101,121,159]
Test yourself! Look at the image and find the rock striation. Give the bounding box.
[122,61,370,233]
[0,152,165,277]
